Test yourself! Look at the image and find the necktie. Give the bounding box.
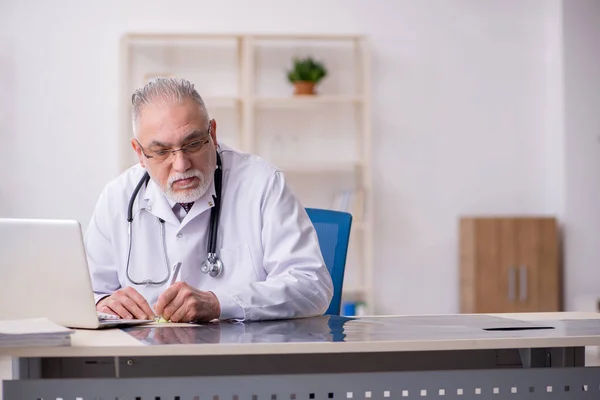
[179,202,194,213]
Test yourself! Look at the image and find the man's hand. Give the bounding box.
[154,282,220,323]
[96,287,155,320]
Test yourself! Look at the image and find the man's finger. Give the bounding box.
[99,305,119,317]
[168,299,191,323]
[106,299,133,319]
[155,284,181,316]
[120,294,149,320]
[162,289,187,321]
[185,308,201,323]
[126,288,155,319]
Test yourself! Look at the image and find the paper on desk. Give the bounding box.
[0,317,73,347]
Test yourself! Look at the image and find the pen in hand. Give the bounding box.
[170,262,182,285]
[154,262,182,323]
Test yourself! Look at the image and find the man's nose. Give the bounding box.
[171,150,191,172]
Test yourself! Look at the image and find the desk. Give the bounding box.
[2,312,600,399]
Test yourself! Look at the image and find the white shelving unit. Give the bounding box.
[119,33,373,314]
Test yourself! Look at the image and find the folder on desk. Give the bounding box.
[0,317,74,347]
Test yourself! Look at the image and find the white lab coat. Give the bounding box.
[84,144,333,321]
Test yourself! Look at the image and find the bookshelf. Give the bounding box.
[119,32,373,314]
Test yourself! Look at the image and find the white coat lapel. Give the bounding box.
[142,178,180,226]
[179,176,217,229]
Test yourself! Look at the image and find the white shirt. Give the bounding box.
[84,144,334,321]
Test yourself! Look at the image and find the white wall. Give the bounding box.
[562,0,600,311]
[369,1,558,314]
[0,0,565,314]
[542,2,565,216]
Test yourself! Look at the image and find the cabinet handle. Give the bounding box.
[519,265,528,301]
[508,267,516,301]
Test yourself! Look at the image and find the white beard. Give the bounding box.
[153,166,216,203]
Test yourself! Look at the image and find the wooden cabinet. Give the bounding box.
[459,217,561,313]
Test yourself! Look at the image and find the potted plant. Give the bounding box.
[286,56,327,95]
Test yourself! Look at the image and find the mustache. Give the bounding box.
[167,170,203,187]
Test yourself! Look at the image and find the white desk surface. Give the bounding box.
[1,312,599,358]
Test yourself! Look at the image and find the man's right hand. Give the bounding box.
[96,287,155,320]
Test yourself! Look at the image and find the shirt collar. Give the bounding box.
[141,172,217,227]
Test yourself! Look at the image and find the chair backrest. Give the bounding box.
[305,208,353,315]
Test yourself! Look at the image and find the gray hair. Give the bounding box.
[131,77,209,136]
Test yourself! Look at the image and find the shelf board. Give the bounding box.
[279,162,363,174]
[124,33,242,45]
[124,32,364,43]
[251,33,364,41]
[254,95,363,107]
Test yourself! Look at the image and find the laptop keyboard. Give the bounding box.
[97,311,120,321]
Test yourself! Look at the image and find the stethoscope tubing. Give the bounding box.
[125,152,223,286]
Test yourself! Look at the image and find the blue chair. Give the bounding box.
[305,208,353,316]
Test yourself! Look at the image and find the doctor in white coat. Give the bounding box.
[85,77,333,323]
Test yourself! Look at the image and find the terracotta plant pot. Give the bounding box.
[293,81,316,95]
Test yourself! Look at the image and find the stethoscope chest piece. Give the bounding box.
[201,252,223,277]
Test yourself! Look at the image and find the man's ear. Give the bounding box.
[210,119,218,148]
[131,138,146,168]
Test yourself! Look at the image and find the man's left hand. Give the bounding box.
[154,282,221,323]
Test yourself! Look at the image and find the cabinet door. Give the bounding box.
[473,218,517,313]
[461,217,560,313]
[513,218,560,312]
[531,218,560,311]
[496,218,524,313]
[510,218,540,312]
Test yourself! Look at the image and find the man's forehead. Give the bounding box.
[137,99,208,138]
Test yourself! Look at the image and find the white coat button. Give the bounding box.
[147,206,152,211]
[177,233,183,238]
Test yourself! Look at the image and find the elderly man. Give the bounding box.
[85,77,333,323]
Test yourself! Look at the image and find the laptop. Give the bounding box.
[0,218,153,329]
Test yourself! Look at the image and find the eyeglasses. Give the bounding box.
[136,123,213,163]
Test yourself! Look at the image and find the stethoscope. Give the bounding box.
[125,151,223,286]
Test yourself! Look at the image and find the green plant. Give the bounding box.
[287,56,328,84]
